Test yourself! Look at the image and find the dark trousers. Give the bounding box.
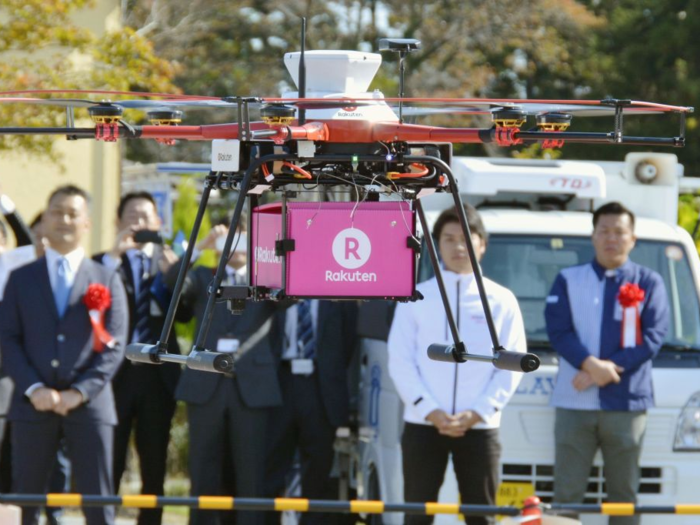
[264,365,338,525]
[113,365,176,525]
[188,378,270,525]
[401,423,501,525]
[12,418,114,525]
[0,422,71,524]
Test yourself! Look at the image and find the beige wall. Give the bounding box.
[0,0,122,254]
[1,140,121,254]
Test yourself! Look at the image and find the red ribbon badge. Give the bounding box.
[617,282,645,348]
[83,283,114,352]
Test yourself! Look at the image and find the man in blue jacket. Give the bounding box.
[544,201,669,525]
[0,185,128,525]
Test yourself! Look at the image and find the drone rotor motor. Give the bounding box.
[148,109,184,145]
[537,112,572,149]
[261,104,296,126]
[89,103,123,142]
[492,107,526,147]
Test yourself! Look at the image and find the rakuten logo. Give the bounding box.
[325,270,377,282]
[331,228,371,269]
[256,246,281,264]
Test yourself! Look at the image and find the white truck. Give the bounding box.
[353,153,700,525]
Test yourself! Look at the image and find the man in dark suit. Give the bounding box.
[166,222,282,525]
[0,185,128,525]
[265,299,358,525]
[95,192,180,525]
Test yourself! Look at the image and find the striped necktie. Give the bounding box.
[296,299,316,359]
[133,252,154,343]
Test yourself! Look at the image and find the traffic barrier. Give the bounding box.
[0,495,519,517]
[1,495,699,518]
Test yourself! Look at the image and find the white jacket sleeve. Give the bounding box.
[471,291,527,422]
[388,302,441,421]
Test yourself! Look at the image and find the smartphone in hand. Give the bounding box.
[133,230,163,244]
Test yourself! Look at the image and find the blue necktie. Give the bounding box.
[54,257,70,317]
[133,252,154,343]
[297,299,316,359]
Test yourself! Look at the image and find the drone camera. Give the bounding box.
[378,38,422,53]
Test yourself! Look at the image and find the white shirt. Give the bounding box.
[283,299,319,360]
[0,245,37,301]
[388,270,527,429]
[45,247,84,294]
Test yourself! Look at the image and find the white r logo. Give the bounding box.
[332,228,371,269]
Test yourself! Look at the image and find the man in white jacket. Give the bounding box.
[388,204,526,525]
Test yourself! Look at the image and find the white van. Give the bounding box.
[353,153,700,525]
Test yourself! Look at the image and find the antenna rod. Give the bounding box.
[298,17,307,126]
[399,51,406,124]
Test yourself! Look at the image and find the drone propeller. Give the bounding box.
[1,90,691,116]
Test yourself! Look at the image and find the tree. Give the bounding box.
[0,0,178,158]
[569,0,700,172]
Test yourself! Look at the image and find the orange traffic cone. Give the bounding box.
[521,496,542,525]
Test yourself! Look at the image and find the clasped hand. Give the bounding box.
[573,356,625,391]
[425,409,483,438]
[30,387,83,416]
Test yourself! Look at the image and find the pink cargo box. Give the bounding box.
[251,201,416,299]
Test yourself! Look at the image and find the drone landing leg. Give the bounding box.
[421,161,540,373]
[125,172,222,369]
[158,173,215,352]
[192,162,256,351]
[415,200,466,355]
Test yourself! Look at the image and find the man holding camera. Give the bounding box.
[96,192,180,525]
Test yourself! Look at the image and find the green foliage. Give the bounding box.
[0,0,178,159]
[679,194,700,252]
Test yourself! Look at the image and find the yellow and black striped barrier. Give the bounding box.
[1,495,700,517]
[0,495,519,517]
[549,503,700,516]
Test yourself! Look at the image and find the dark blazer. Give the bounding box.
[0,256,128,424]
[166,263,283,408]
[93,250,180,394]
[274,301,358,428]
[545,259,669,411]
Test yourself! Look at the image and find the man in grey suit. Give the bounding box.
[0,185,128,525]
[165,223,282,525]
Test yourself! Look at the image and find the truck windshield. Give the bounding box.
[480,235,700,353]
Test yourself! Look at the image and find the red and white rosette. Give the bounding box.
[617,282,645,348]
[83,283,114,352]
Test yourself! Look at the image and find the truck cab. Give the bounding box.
[355,153,700,525]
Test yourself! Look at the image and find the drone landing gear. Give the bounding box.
[126,148,540,374]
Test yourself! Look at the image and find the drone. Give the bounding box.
[0,37,693,377]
